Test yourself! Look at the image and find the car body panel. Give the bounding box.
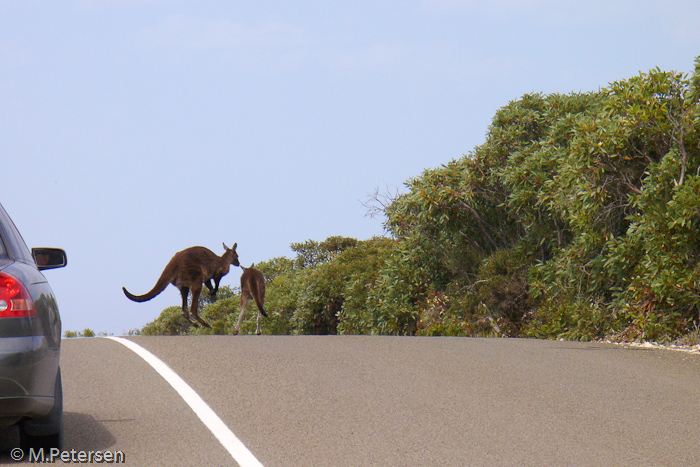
[0,336,56,425]
[0,203,63,436]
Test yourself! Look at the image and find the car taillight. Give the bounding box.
[0,272,37,318]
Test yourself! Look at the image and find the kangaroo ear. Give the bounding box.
[233,243,237,250]
[223,242,229,250]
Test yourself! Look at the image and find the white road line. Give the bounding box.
[105,336,264,467]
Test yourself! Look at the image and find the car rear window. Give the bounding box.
[0,203,33,263]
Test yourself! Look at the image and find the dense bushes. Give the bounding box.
[141,57,700,342]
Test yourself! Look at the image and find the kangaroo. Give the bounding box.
[233,264,268,335]
[122,243,240,329]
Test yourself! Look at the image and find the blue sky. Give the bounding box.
[2,0,698,335]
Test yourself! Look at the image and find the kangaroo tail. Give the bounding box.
[122,265,172,303]
[252,285,268,318]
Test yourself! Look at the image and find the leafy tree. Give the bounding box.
[290,236,359,269]
[141,306,192,336]
[383,56,700,341]
[293,237,393,334]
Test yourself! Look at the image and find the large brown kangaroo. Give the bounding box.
[233,264,268,335]
[122,243,239,328]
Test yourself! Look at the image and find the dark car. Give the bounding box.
[0,202,66,450]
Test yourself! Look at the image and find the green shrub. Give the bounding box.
[523,299,612,341]
[141,306,193,336]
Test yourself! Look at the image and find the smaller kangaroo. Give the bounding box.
[234,264,268,335]
[122,243,240,328]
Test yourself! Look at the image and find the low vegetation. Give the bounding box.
[64,328,97,338]
[142,56,700,343]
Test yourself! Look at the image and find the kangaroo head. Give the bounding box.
[223,242,240,266]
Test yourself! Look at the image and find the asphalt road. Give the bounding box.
[2,336,700,466]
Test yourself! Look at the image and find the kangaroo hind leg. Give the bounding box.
[256,310,262,335]
[234,293,249,335]
[180,287,194,324]
[189,284,211,329]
